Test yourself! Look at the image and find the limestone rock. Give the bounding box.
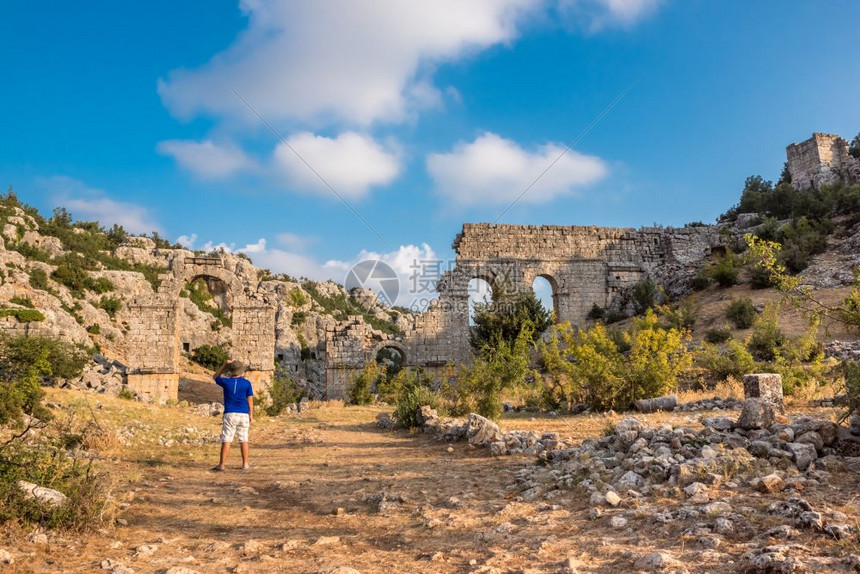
[466,413,503,446]
[633,551,680,571]
[742,374,785,413]
[17,480,67,507]
[758,473,785,494]
[737,399,774,430]
[787,443,817,471]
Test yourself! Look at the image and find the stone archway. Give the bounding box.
[126,255,276,402]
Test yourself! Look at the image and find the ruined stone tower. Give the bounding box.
[786,132,860,190]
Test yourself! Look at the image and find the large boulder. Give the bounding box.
[466,413,503,446]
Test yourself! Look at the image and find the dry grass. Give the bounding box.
[1,388,856,573]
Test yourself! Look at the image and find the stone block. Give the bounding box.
[742,373,785,413]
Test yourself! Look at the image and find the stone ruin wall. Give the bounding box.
[787,132,860,191]
[324,223,723,399]
[125,256,276,401]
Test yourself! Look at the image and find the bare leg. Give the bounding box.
[217,442,230,469]
[240,442,249,469]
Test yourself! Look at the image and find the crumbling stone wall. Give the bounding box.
[325,223,721,398]
[126,255,276,401]
[787,132,860,190]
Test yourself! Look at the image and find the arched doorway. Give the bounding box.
[467,277,494,326]
[531,274,559,322]
[375,345,405,377]
[179,275,232,356]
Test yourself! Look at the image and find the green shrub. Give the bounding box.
[347,362,385,406]
[470,291,551,352]
[9,295,34,308]
[704,327,732,344]
[51,260,90,295]
[87,277,114,294]
[844,362,860,420]
[747,306,787,361]
[587,304,605,321]
[290,311,306,327]
[662,302,697,330]
[394,370,443,428]
[748,262,775,289]
[0,334,88,426]
[263,373,302,416]
[9,241,50,263]
[86,324,101,335]
[709,252,739,287]
[695,340,756,380]
[460,324,534,419]
[726,297,756,329]
[29,268,49,291]
[539,310,692,412]
[117,386,136,400]
[0,308,45,322]
[97,296,122,319]
[288,287,308,308]
[631,278,658,314]
[777,216,830,273]
[691,271,711,291]
[190,344,229,370]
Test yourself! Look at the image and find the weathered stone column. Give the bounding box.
[126,294,180,402]
[743,373,785,414]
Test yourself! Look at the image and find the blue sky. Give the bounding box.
[2,1,859,307]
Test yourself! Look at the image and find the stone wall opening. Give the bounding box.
[531,275,558,322]
[179,275,232,355]
[467,277,494,326]
[376,345,405,377]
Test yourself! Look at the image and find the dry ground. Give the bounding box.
[3,387,860,574]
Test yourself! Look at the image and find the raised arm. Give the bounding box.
[213,360,229,381]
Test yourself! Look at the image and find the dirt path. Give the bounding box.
[5,392,860,573]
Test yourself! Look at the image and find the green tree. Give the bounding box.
[459,323,534,420]
[850,133,860,159]
[470,290,551,352]
[539,309,692,411]
[0,335,88,426]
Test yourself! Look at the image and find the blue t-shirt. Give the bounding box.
[215,376,254,414]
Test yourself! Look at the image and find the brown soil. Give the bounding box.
[4,390,860,573]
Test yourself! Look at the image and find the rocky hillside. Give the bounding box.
[0,191,411,395]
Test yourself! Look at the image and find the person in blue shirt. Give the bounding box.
[211,360,254,471]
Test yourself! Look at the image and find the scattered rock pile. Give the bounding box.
[542,411,842,499]
[676,397,741,412]
[406,407,574,457]
[62,355,127,396]
[825,340,860,363]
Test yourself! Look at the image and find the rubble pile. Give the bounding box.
[61,355,127,396]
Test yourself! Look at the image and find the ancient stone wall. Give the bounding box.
[324,223,722,398]
[125,256,276,401]
[787,132,860,190]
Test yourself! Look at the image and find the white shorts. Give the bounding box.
[220,413,250,443]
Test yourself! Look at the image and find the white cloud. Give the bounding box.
[559,0,663,31]
[176,233,198,248]
[276,232,315,251]
[192,233,442,309]
[427,132,608,206]
[40,175,162,234]
[272,132,401,198]
[157,0,541,127]
[157,139,254,179]
[324,243,440,309]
